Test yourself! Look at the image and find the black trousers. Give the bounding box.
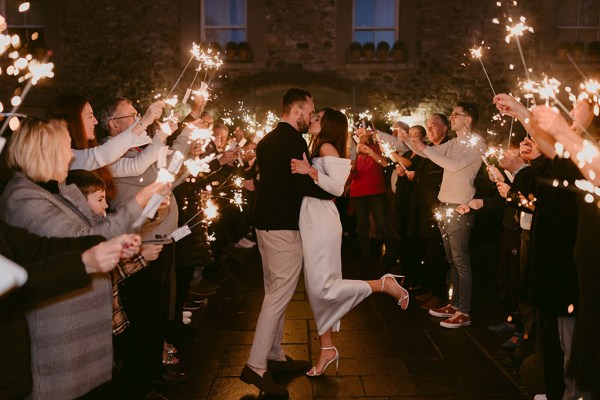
[114,243,174,397]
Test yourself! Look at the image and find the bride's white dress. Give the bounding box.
[299,156,372,336]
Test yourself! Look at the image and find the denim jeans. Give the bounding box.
[558,316,592,400]
[352,193,396,258]
[437,204,474,314]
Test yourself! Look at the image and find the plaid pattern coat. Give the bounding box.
[0,172,142,400]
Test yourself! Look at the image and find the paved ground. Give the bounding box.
[160,238,531,400]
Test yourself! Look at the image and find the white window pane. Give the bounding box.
[377,0,396,27]
[354,0,375,27]
[205,0,245,27]
[375,31,394,46]
[354,31,375,44]
[205,29,246,46]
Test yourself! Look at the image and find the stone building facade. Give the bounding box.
[2,0,599,138]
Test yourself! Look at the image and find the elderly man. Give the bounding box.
[97,97,194,397]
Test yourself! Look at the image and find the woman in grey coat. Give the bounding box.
[0,118,164,400]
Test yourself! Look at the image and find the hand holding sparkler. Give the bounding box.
[130,100,165,137]
[496,181,511,199]
[530,105,571,140]
[134,182,170,208]
[493,93,530,121]
[486,165,504,183]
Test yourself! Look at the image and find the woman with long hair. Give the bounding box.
[50,94,117,198]
[49,94,167,200]
[291,107,409,377]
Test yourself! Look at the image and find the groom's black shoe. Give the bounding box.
[267,355,310,373]
[240,365,288,396]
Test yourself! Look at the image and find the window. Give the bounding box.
[556,0,600,43]
[201,0,247,48]
[0,0,45,54]
[352,0,398,45]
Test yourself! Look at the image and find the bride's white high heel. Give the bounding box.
[306,347,339,377]
[381,274,409,310]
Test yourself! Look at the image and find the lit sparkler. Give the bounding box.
[505,17,534,81]
[470,45,496,96]
[166,42,201,99]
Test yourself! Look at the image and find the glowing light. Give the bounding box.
[505,17,534,44]
[156,168,175,184]
[26,60,54,85]
[18,2,30,12]
[8,116,20,131]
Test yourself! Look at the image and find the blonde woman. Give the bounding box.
[0,118,162,399]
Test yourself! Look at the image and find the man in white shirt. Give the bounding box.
[401,102,485,328]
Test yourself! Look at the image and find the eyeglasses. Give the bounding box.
[110,112,140,121]
[450,112,468,118]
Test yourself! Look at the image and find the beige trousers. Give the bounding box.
[247,229,303,369]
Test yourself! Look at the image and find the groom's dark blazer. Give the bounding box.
[253,122,332,231]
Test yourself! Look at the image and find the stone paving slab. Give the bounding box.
[161,244,530,399]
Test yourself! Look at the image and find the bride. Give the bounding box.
[290,107,409,377]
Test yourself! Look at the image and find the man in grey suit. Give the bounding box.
[240,88,333,396]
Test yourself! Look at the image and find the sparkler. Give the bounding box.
[166,42,201,99]
[183,48,223,104]
[380,141,407,171]
[0,52,54,136]
[567,53,587,81]
[505,17,534,81]
[470,46,496,96]
[525,76,597,142]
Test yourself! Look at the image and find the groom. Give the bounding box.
[240,88,333,395]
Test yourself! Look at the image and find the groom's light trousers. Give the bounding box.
[247,229,303,369]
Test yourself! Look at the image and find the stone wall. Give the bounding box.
[2,0,590,136]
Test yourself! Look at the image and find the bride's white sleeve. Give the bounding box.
[315,159,351,197]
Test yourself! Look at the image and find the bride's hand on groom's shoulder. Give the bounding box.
[290,153,311,175]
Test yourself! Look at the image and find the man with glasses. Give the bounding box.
[400,102,486,329]
[97,97,195,397]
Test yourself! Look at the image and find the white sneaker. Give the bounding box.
[234,238,254,249]
[240,237,256,247]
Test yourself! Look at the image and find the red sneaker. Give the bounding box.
[440,311,471,328]
[428,304,458,318]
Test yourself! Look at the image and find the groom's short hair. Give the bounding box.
[282,88,312,116]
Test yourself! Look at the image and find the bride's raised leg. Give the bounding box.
[367,274,409,310]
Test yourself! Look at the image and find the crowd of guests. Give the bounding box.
[348,95,600,400]
[0,93,258,400]
[0,86,599,400]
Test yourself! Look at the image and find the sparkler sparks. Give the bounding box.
[505,17,534,81]
[469,45,496,96]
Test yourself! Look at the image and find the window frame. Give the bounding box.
[351,0,400,45]
[200,0,248,48]
[555,0,600,42]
